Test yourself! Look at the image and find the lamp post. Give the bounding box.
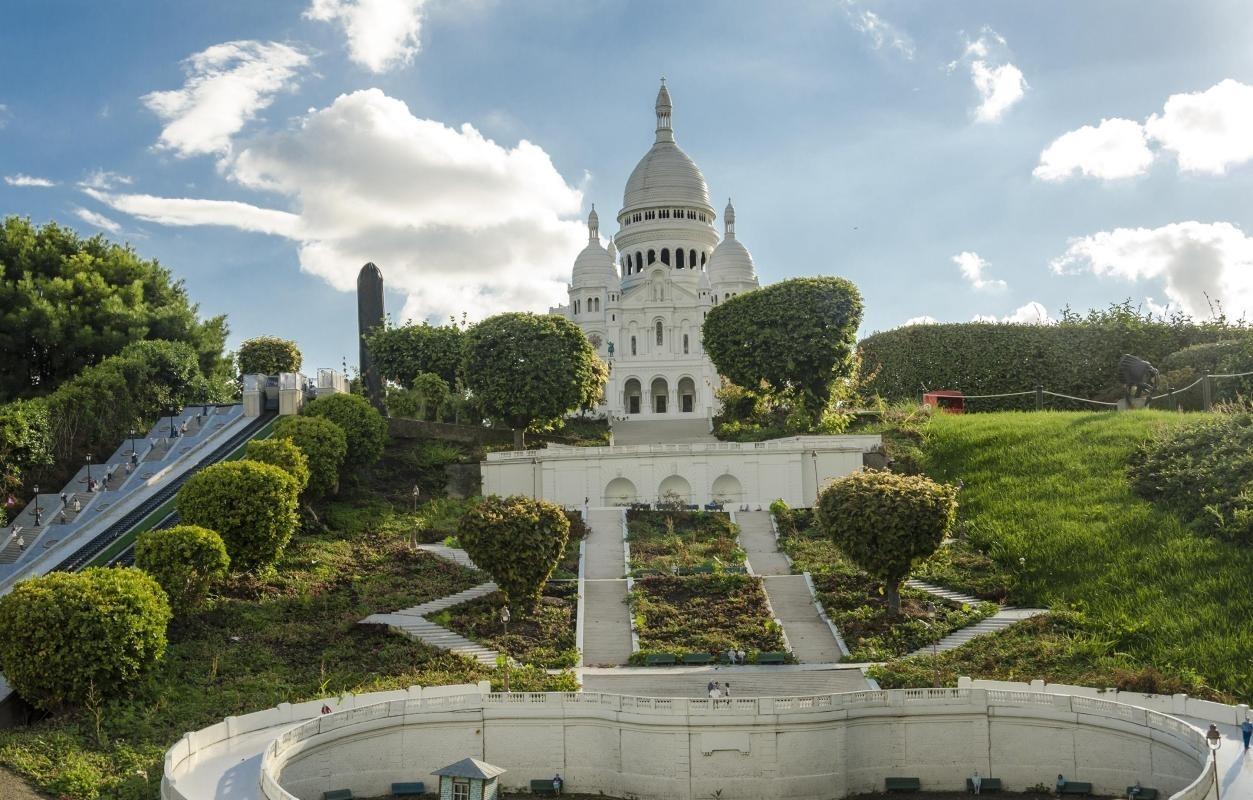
[130,429,138,458]
[500,605,511,693]
[85,454,93,483]
[32,486,40,526]
[169,411,176,439]
[412,485,420,514]
[1206,724,1223,800]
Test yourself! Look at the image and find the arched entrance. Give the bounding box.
[604,477,638,506]
[711,473,743,505]
[650,377,669,414]
[623,378,642,415]
[658,474,692,504]
[678,376,696,413]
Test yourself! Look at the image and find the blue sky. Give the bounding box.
[3,0,1253,372]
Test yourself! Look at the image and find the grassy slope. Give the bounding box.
[919,411,1253,701]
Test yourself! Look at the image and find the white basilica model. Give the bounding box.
[553,80,760,420]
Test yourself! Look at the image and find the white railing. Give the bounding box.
[484,434,882,462]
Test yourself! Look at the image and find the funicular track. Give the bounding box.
[54,411,277,573]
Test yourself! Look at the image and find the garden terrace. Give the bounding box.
[625,509,744,575]
[627,573,787,663]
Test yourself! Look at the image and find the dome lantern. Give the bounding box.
[724,198,736,238]
[655,77,673,143]
[588,205,599,241]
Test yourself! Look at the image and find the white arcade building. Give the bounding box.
[552,79,760,420]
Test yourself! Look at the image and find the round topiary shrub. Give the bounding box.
[0,567,171,710]
[272,414,347,499]
[300,393,387,469]
[237,336,302,376]
[245,437,311,495]
[457,495,570,613]
[176,460,300,572]
[134,525,230,614]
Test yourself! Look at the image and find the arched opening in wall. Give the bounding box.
[689,249,697,268]
[658,474,692,505]
[651,376,669,414]
[678,376,696,412]
[630,336,637,356]
[682,334,690,355]
[623,378,642,414]
[701,252,707,267]
[711,473,743,505]
[635,252,643,272]
[676,248,685,268]
[604,477,638,506]
[655,320,664,346]
[661,248,670,266]
[574,300,580,315]
[647,249,656,265]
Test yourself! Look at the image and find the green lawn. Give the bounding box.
[915,410,1253,701]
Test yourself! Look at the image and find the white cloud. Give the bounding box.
[951,29,1027,123]
[4,174,57,187]
[1033,118,1155,181]
[1144,79,1253,175]
[79,169,133,190]
[0,104,8,128]
[142,40,309,157]
[970,301,1051,324]
[902,315,938,326]
[93,89,587,323]
[73,207,122,234]
[952,251,1007,290]
[305,0,428,73]
[1050,221,1253,320]
[841,1,914,59]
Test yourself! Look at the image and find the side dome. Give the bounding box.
[572,206,618,286]
[620,80,713,214]
[707,199,756,284]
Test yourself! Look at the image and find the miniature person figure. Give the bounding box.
[17,534,25,552]
[131,450,139,465]
[1056,775,1066,795]
[73,497,81,512]
[34,509,41,526]
[736,649,746,664]
[58,509,67,524]
[971,770,982,795]
[1127,781,1142,799]
[552,774,563,795]
[180,419,189,434]
[723,683,732,697]
[707,680,717,696]
[1242,716,1253,750]
[59,491,68,505]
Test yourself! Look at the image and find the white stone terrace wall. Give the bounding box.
[258,688,1212,800]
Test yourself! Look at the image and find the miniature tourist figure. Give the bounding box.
[1127,780,1142,799]
[971,770,982,795]
[58,509,67,524]
[707,679,716,695]
[73,497,81,512]
[1056,774,1066,795]
[552,774,563,794]
[723,683,732,697]
[736,649,745,664]
[59,491,68,505]
[1242,716,1252,750]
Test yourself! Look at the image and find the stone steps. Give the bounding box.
[417,544,480,571]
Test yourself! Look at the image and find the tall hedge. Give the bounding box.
[175,460,300,571]
[135,525,230,614]
[0,567,171,710]
[272,415,347,498]
[457,495,570,613]
[300,393,387,469]
[859,306,1252,410]
[364,322,467,387]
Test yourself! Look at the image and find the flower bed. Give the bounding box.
[438,581,578,668]
[628,573,787,663]
[625,509,744,575]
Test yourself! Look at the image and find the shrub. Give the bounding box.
[1159,339,1253,407]
[0,398,52,508]
[134,525,230,613]
[272,415,347,498]
[457,495,570,612]
[364,321,467,387]
[237,336,301,376]
[0,567,171,710]
[816,470,958,614]
[301,392,387,469]
[245,437,311,495]
[175,460,300,571]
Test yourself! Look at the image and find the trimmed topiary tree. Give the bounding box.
[300,392,387,469]
[272,415,347,499]
[175,460,300,572]
[134,525,230,614]
[237,336,302,376]
[0,567,171,710]
[703,276,863,417]
[462,312,607,449]
[457,495,570,613]
[245,437,310,495]
[816,470,958,615]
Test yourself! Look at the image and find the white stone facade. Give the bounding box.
[552,80,760,420]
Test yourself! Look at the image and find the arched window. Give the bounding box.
[676,248,685,269]
[635,252,643,273]
[630,336,637,356]
[575,300,581,314]
[660,248,670,266]
[683,334,689,354]
[701,252,707,267]
[594,298,600,312]
[655,320,664,346]
[647,249,656,265]
[690,249,697,268]
[624,255,631,271]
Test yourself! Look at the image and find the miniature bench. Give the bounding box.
[644,653,677,666]
[323,791,353,800]
[392,782,426,796]
[756,652,787,665]
[967,777,1002,792]
[1059,782,1093,796]
[530,779,559,794]
[682,653,714,664]
[1126,788,1158,800]
[885,777,921,792]
[688,565,715,574]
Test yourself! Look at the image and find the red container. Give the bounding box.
[922,390,965,414]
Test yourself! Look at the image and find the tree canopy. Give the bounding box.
[176,460,300,572]
[457,495,570,613]
[271,415,347,499]
[0,217,230,402]
[703,277,863,416]
[300,393,387,469]
[364,322,467,387]
[135,525,230,614]
[237,336,302,376]
[462,313,607,448]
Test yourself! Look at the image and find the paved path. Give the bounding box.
[1179,715,1253,800]
[904,579,1048,658]
[738,511,845,664]
[581,665,870,697]
[581,509,632,666]
[610,418,715,445]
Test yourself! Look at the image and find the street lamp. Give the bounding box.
[85,454,93,483]
[130,429,138,458]
[169,411,177,439]
[32,486,40,526]
[412,485,421,514]
[1206,724,1223,800]
[499,605,511,693]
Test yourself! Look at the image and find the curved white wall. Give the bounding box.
[259,688,1212,800]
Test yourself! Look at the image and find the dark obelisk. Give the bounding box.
[356,262,386,414]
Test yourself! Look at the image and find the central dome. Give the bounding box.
[619,80,714,216]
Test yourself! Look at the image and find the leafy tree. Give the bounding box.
[462,313,607,448]
[134,525,230,614]
[245,437,310,495]
[703,276,863,417]
[176,460,300,572]
[237,336,302,376]
[816,470,958,615]
[0,399,52,512]
[300,393,387,469]
[364,322,466,387]
[272,415,347,499]
[411,372,451,420]
[0,216,230,402]
[0,567,171,710]
[457,495,570,613]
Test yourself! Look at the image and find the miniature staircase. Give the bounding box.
[903,578,1047,658]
